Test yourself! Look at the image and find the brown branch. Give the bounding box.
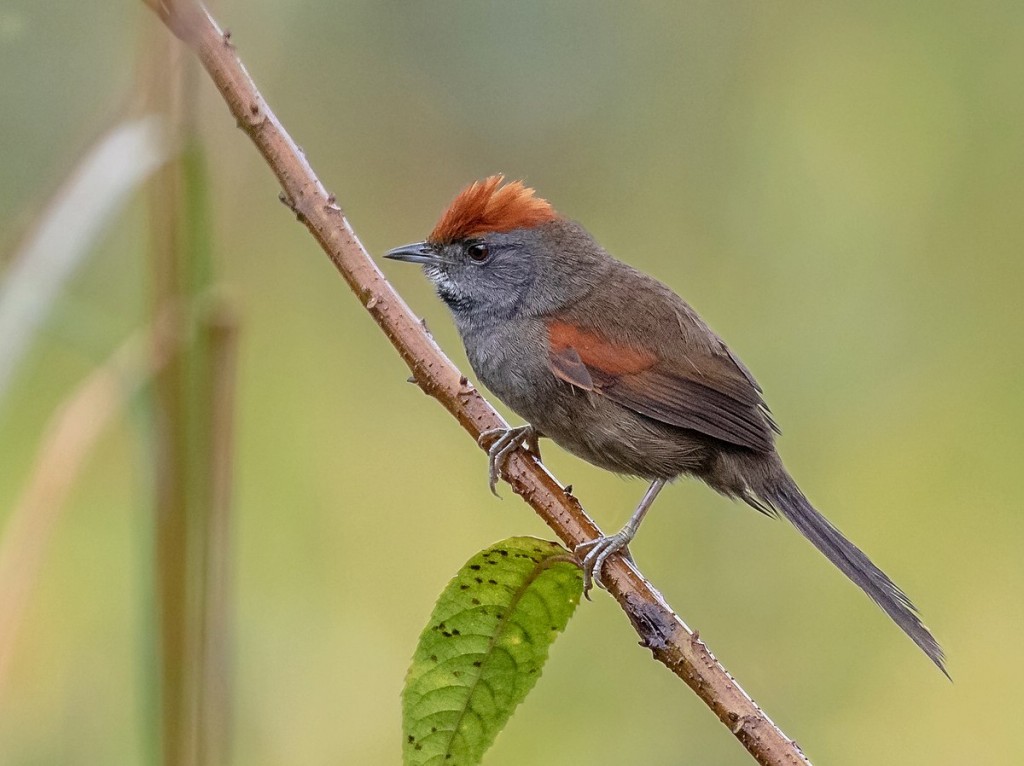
[144,2,811,764]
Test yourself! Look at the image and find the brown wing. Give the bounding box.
[547,319,775,452]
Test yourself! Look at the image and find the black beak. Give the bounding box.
[383,241,439,265]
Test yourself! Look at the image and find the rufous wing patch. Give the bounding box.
[545,318,774,451]
[429,175,558,244]
[546,319,657,380]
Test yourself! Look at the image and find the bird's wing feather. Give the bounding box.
[546,317,775,452]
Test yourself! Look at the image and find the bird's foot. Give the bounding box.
[574,531,635,598]
[574,480,667,597]
[477,424,541,496]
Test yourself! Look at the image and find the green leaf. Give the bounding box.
[402,536,583,766]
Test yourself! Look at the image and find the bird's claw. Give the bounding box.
[575,533,634,598]
[478,424,539,496]
[573,479,663,598]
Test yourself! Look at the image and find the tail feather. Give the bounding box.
[756,472,948,678]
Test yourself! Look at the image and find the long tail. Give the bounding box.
[755,470,948,677]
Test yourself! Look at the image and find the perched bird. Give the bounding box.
[386,175,946,675]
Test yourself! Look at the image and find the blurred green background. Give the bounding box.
[2,1,1023,764]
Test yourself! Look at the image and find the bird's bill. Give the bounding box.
[383,241,440,265]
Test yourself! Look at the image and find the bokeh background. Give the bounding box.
[2,1,1023,764]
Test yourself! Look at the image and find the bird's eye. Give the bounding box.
[466,242,490,263]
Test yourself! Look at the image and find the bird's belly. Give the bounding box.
[481,365,706,480]
[463,321,708,480]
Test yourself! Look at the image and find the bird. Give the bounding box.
[385,175,946,676]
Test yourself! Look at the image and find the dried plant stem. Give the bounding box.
[194,304,238,766]
[0,324,175,700]
[0,116,166,403]
[145,32,194,763]
[145,2,810,763]
[143,17,235,765]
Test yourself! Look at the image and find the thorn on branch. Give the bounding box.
[730,713,755,736]
[456,376,476,401]
[222,28,234,48]
[323,194,341,215]
[408,372,432,395]
[278,191,297,212]
[240,100,267,130]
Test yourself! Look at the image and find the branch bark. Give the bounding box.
[144,2,811,763]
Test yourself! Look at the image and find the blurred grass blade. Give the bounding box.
[143,18,233,758]
[194,300,239,766]
[403,537,583,766]
[0,116,168,403]
[0,322,175,698]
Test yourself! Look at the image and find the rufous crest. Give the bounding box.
[428,175,558,244]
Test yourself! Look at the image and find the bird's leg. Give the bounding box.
[477,424,541,496]
[575,479,667,596]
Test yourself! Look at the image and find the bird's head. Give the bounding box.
[385,176,605,322]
